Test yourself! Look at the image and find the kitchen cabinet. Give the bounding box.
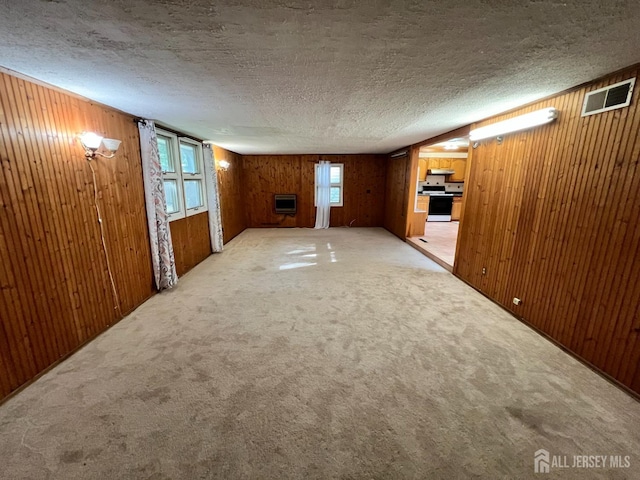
[423,157,467,181]
[416,195,430,212]
[418,158,428,181]
[427,158,452,171]
[448,159,466,182]
[451,197,462,221]
[423,157,466,181]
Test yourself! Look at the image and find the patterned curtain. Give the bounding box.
[137,120,178,290]
[314,160,331,229]
[203,145,224,252]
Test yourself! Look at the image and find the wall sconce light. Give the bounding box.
[80,132,122,159]
[218,160,230,170]
[469,107,558,142]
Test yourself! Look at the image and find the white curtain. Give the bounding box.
[137,120,178,290]
[315,160,331,229]
[203,145,224,253]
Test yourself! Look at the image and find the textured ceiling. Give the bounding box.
[1,1,640,154]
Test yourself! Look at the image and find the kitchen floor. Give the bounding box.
[407,221,459,271]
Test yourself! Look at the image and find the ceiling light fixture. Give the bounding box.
[469,107,558,141]
[80,132,122,159]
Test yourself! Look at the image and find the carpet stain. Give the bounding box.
[505,406,548,436]
[191,371,210,383]
[137,386,171,404]
[60,450,83,463]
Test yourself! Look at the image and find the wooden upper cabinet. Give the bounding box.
[422,157,466,181]
[439,158,452,170]
[419,158,428,181]
[449,158,466,182]
[426,158,456,171]
[427,158,452,170]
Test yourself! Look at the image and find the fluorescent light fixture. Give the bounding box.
[419,152,468,158]
[469,107,558,141]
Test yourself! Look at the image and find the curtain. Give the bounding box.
[203,145,224,253]
[315,160,331,229]
[137,120,178,290]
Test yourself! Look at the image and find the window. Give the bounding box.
[315,163,344,207]
[156,128,207,221]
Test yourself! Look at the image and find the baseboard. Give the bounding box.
[0,294,154,407]
[452,275,640,403]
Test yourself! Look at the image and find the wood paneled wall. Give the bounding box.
[455,66,640,394]
[242,155,386,228]
[170,212,211,277]
[404,147,422,238]
[0,71,154,400]
[383,151,411,239]
[213,146,246,243]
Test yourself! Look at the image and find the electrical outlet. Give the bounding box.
[482,267,486,275]
[513,297,522,306]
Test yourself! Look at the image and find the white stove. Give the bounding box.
[423,187,454,221]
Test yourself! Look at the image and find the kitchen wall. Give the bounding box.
[214,145,246,243]
[0,70,155,401]
[456,65,640,395]
[419,176,465,193]
[243,154,386,228]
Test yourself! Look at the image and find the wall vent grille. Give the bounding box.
[581,78,635,117]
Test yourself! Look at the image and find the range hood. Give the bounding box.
[427,169,455,175]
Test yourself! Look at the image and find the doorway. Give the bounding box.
[407,137,468,271]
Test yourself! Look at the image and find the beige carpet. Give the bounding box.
[0,228,639,479]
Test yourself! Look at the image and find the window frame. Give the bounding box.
[178,137,207,218]
[315,163,344,207]
[157,130,184,221]
[156,128,208,222]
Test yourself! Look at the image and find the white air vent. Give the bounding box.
[581,78,635,117]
